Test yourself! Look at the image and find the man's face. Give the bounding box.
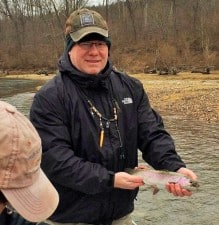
[68,40,108,75]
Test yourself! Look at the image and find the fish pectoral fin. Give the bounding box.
[151,185,159,195]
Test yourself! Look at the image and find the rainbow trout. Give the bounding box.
[126,168,199,195]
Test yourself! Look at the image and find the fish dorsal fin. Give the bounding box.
[152,185,160,195]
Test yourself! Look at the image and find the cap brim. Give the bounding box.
[1,169,59,222]
[70,26,108,42]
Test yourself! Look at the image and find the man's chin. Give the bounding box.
[86,69,102,75]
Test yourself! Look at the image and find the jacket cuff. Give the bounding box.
[108,171,115,187]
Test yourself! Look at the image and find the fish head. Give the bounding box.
[177,177,200,190]
[190,180,200,188]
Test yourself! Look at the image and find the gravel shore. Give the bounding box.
[2,71,219,122]
[133,72,219,123]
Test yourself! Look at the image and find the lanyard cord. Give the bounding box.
[62,72,125,162]
[74,79,125,163]
[87,99,118,122]
[76,83,121,149]
[87,98,119,148]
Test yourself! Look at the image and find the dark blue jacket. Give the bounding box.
[30,52,185,223]
[0,209,47,225]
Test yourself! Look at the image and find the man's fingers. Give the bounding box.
[166,183,192,197]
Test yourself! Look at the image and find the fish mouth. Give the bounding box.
[190,180,200,188]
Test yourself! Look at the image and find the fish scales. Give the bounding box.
[126,168,199,195]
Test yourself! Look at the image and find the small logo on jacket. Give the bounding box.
[122,97,133,104]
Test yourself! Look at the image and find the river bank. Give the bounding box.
[132,71,219,123]
[1,71,219,122]
[0,73,55,81]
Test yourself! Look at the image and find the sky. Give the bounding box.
[88,0,102,6]
[88,0,117,6]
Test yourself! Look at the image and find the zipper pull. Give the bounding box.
[106,121,110,129]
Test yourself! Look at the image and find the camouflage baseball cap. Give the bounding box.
[66,8,109,42]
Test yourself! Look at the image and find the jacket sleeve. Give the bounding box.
[30,84,114,195]
[136,83,186,171]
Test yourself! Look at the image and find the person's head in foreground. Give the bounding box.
[0,100,59,222]
[64,8,111,75]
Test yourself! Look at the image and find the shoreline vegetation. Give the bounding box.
[1,71,219,123]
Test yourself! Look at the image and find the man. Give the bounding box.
[0,100,59,224]
[30,8,197,225]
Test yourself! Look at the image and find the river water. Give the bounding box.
[0,78,218,225]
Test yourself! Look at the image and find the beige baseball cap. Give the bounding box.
[0,101,59,222]
[66,8,109,42]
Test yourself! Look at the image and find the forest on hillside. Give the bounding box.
[0,0,219,74]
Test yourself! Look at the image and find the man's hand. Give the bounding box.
[166,167,198,197]
[114,172,144,190]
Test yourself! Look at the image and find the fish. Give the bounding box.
[126,167,199,195]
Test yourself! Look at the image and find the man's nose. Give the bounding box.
[88,44,99,53]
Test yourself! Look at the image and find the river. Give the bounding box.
[0,78,218,225]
